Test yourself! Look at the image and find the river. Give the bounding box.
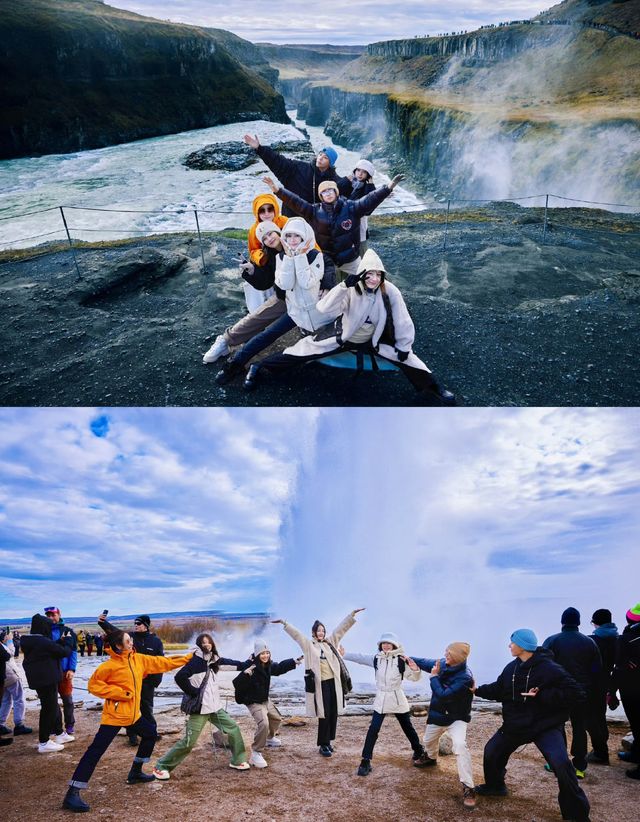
[0,112,424,251]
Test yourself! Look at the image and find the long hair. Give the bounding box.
[106,629,127,652]
[196,633,220,672]
[311,620,326,639]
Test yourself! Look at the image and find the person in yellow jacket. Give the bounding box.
[62,630,192,813]
[243,193,288,313]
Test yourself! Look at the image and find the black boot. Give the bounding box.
[62,787,90,813]
[357,758,372,776]
[422,380,456,406]
[243,364,261,391]
[215,355,246,386]
[127,761,155,784]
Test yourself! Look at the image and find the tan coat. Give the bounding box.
[283,613,357,718]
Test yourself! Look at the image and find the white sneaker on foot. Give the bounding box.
[38,740,64,753]
[203,335,229,364]
[250,751,268,768]
[53,732,75,743]
[229,761,250,770]
[152,767,170,780]
[266,737,282,748]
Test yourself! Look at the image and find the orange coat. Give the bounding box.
[247,193,288,267]
[88,648,192,726]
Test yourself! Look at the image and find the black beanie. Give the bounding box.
[561,607,580,626]
[135,614,151,629]
[592,608,612,625]
[31,613,53,637]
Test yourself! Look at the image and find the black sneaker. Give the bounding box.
[215,357,245,386]
[13,724,33,736]
[586,751,609,765]
[0,725,11,736]
[412,747,425,761]
[319,745,332,757]
[475,783,508,797]
[357,758,372,776]
[413,753,437,768]
[243,364,261,391]
[626,767,640,780]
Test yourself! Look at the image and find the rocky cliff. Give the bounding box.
[0,0,288,159]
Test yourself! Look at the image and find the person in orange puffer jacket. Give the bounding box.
[62,630,192,813]
[243,193,288,313]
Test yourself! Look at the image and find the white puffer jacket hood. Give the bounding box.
[357,248,387,276]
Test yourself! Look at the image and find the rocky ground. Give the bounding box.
[1,204,639,406]
[1,701,637,822]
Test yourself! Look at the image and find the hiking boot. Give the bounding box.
[412,746,425,761]
[413,753,438,768]
[586,751,609,765]
[462,785,476,809]
[215,356,245,385]
[152,766,170,780]
[13,723,33,735]
[319,745,332,757]
[62,787,90,813]
[266,736,282,748]
[53,731,75,743]
[229,761,250,770]
[127,734,139,747]
[38,739,64,753]
[243,363,261,391]
[626,767,640,780]
[422,382,456,406]
[203,335,229,364]
[126,766,155,784]
[0,724,11,735]
[250,751,268,768]
[475,783,508,797]
[0,737,13,747]
[357,758,372,776]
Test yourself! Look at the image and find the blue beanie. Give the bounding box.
[510,628,538,652]
[320,146,338,167]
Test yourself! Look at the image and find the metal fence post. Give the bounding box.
[443,199,451,252]
[59,206,82,280]
[542,194,549,245]
[193,208,207,274]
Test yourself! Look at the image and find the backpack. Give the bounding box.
[374,655,406,675]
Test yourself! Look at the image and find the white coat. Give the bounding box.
[275,217,325,332]
[344,648,421,714]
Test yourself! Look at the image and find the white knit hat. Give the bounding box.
[256,220,281,244]
[354,159,375,177]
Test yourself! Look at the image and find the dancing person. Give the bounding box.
[272,608,365,756]
[411,643,476,810]
[473,628,590,822]
[340,632,423,776]
[233,639,301,768]
[62,630,192,812]
[152,632,250,779]
[242,248,456,404]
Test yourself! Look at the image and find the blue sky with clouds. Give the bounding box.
[112,0,553,44]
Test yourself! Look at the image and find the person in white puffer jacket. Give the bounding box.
[342,632,424,776]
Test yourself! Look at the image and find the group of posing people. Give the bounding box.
[201,137,456,405]
[1,601,638,819]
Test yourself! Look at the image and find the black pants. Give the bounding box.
[35,684,59,743]
[317,679,338,746]
[483,727,590,822]
[620,689,640,756]
[586,689,609,759]
[69,716,157,788]
[362,710,422,760]
[562,704,588,771]
[127,681,157,739]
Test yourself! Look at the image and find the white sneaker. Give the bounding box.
[38,740,64,753]
[250,751,268,768]
[229,761,250,770]
[266,737,282,748]
[152,767,170,780]
[203,335,229,364]
[53,732,75,743]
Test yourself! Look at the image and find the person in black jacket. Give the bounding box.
[542,607,602,777]
[586,608,619,765]
[233,639,299,768]
[21,613,73,753]
[349,159,376,256]
[243,135,351,216]
[610,602,640,779]
[98,612,164,746]
[0,641,13,748]
[473,628,590,822]
[264,174,403,281]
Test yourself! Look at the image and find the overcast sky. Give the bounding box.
[113,0,554,44]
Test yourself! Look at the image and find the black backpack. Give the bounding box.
[374,655,406,675]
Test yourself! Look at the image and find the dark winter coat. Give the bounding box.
[233,657,297,705]
[542,625,602,693]
[256,145,351,217]
[99,618,165,687]
[612,622,640,697]
[21,614,72,690]
[0,642,9,690]
[242,245,285,297]
[475,648,585,740]
[413,657,474,726]
[591,623,619,692]
[175,651,247,714]
[279,186,391,266]
[349,180,376,201]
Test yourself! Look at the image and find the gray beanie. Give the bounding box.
[254,639,270,656]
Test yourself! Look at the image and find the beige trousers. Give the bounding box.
[424,720,474,788]
[247,700,282,751]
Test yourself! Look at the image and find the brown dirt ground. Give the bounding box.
[1,706,636,822]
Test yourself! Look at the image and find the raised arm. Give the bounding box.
[140,652,193,676]
[278,188,315,222]
[342,652,375,667]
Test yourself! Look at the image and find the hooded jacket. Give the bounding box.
[20,614,73,690]
[278,185,391,265]
[233,655,297,706]
[344,645,421,714]
[248,194,288,267]
[475,648,585,739]
[255,145,351,217]
[591,623,619,691]
[612,622,640,696]
[174,648,246,715]
[542,625,602,691]
[412,657,474,726]
[275,217,325,331]
[88,648,192,726]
